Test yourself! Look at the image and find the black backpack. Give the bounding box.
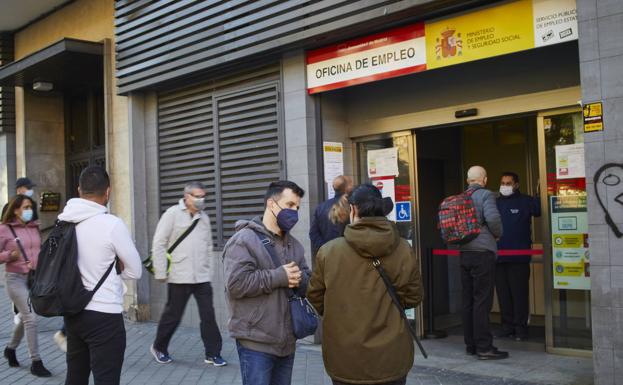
[30,221,115,317]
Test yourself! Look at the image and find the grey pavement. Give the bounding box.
[0,282,592,385]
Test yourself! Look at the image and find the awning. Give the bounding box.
[0,38,103,90]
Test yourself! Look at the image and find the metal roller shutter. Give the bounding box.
[157,66,282,247]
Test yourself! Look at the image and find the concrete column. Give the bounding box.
[0,133,16,205]
[578,0,623,384]
[281,50,321,265]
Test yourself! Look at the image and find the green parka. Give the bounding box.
[307,217,423,384]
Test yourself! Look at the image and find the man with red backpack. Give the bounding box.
[441,166,507,360]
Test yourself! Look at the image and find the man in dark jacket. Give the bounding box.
[458,166,508,360]
[309,175,352,255]
[496,172,541,341]
[223,180,310,385]
[307,184,422,385]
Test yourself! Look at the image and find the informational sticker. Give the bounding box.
[368,147,399,178]
[551,195,590,290]
[555,143,585,179]
[583,102,604,132]
[372,177,396,221]
[323,142,344,183]
[533,0,578,48]
[395,201,412,222]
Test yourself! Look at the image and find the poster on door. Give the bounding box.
[372,177,396,221]
[551,195,590,290]
[555,143,585,179]
[368,147,399,178]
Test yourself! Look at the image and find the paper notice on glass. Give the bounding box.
[555,144,585,180]
[368,147,399,178]
[372,177,396,221]
[327,183,336,199]
[323,142,344,183]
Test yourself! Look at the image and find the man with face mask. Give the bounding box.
[2,177,39,220]
[223,180,310,385]
[495,172,541,341]
[150,181,225,367]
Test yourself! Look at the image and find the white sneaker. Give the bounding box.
[54,331,67,352]
[13,313,21,325]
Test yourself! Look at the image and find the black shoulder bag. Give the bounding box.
[143,218,200,275]
[254,230,319,339]
[372,257,428,358]
[8,224,35,289]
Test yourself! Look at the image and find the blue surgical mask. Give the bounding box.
[273,203,299,232]
[24,190,34,198]
[21,209,33,222]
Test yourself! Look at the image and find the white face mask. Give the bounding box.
[24,189,34,198]
[499,185,514,196]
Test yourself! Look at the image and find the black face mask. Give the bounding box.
[272,202,299,232]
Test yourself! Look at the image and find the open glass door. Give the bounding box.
[538,108,592,355]
[356,132,421,332]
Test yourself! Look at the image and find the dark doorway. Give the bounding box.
[65,88,106,198]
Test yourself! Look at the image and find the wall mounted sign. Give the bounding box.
[40,192,61,212]
[583,102,603,132]
[306,0,578,93]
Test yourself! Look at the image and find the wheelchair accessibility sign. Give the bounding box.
[395,201,411,222]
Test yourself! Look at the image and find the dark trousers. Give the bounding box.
[154,282,222,357]
[495,263,530,337]
[332,379,406,385]
[460,250,496,352]
[236,341,295,385]
[64,310,126,385]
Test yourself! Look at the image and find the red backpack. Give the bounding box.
[438,189,481,245]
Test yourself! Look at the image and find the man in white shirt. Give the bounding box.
[149,181,225,367]
[57,166,142,385]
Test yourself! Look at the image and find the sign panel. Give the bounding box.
[551,195,590,290]
[307,24,426,94]
[533,0,578,47]
[583,101,604,132]
[323,142,344,183]
[367,147,399,178]
[555,143,585,180]
[395,201,412,222]
[425,0,534,69]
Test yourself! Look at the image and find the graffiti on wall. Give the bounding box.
[594,163,623,238]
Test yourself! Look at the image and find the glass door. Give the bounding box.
[537,108,592,354]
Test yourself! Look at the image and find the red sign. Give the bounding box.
[306,24,426,94]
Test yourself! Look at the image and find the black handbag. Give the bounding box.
[372,257,428,358]
[7,224,35,289]
[254,231,318,339]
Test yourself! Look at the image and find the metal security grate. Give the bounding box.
[157,66,282,247]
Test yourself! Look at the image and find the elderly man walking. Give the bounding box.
[150,181,225,367]
[459,166,508,360]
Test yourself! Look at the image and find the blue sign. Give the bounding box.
[395,201,411,222]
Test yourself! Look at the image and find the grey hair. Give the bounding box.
[467,166,487,184]
[184,181,206,194]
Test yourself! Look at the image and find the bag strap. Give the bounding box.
[8,224,30,263]
[92,258,117,295]
[253,230,295,298]
[167,217,200,254]
[372,257,428,359]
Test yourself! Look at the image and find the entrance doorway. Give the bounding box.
[355,110,591,355]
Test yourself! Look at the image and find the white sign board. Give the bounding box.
[368,147,399,178]
[555,143,585,180]
[323,142,344,183]
[533,0,578,47]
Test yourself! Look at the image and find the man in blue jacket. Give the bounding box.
[309,176,352,256]
[496,172,541,341]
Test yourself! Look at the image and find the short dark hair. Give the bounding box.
[348,184,385,218]
[264,180,305,205]
[3,195,35,224]
[79,166,110,196]
[502,172,520,184]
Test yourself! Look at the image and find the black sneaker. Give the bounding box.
[30,360,52,377]
[4,347,19,367]
[466,346,477,355]
[477,347,509,360]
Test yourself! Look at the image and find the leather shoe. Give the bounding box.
[477,347,509,360]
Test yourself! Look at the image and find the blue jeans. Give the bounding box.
[236,341,295,385]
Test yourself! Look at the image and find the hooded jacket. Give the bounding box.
[307,217,423,384]
[58,198,142,314]
[0,219,40,274]
[223,216,310,357]
[151,199,214,283]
